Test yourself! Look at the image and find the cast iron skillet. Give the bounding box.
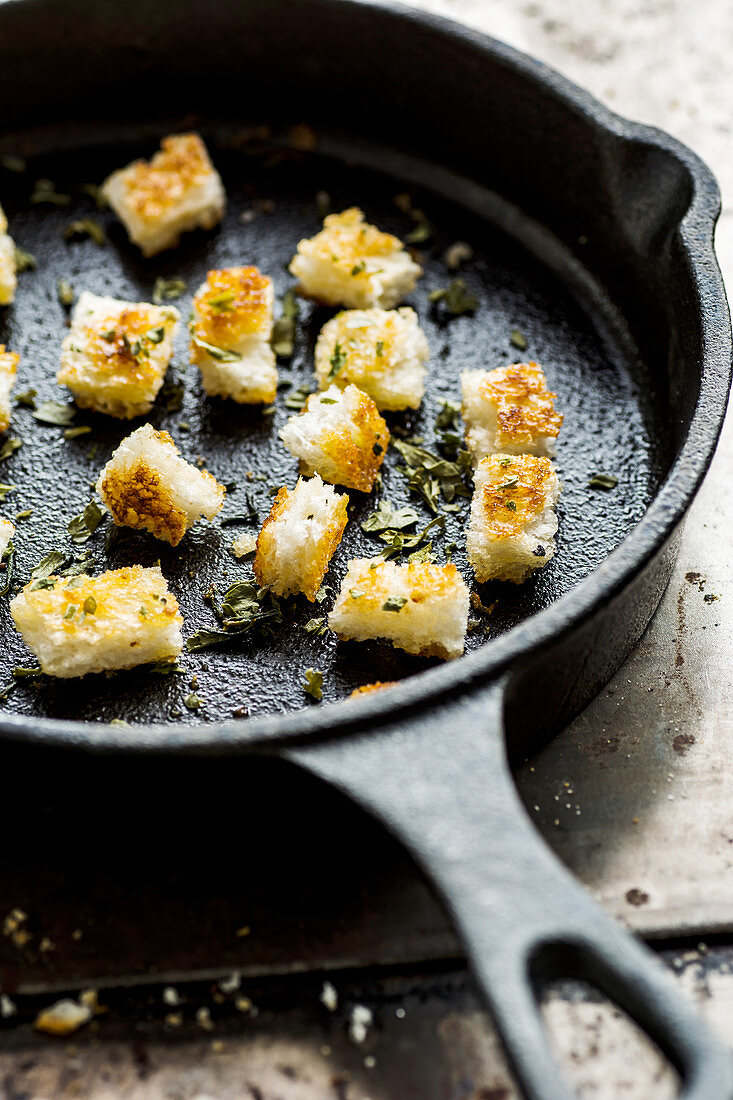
[0,0,731,1095]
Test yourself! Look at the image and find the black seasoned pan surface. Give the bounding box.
[0,128,666,725]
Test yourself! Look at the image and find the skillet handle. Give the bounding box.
[284,681,733,1100]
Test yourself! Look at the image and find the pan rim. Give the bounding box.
[0,0,729,752]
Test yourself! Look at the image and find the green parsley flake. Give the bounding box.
[326,341,348,383]
[57,278,75,307]
[184,693,202,710]
[271,290,299,358]
[510,327,528,351]
[153,276,186,305]
[0,438,22,463]
[13,246,36,272]
[190,332,242,362]
[68,500,104,544]
[32,401,76,427]
[303,668,323,701]
[63,218,106,245]
[589,473,618,490]
[382,596,407,612]
[428,278,478,316]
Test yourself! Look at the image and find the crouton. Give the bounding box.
[279,383,389,493]
[0,205,16,306]
[10,564,183,678]
[349,681,397,698]
[462,363,563,461]
[96,423,225,546]
[102,132,226,257]
[329,558,469,660]
[254,474,348,601]
[0,518,13,560]
[0,345,19,432]
[289,207,421,309]
[314,307,428,411]
[190,266,277,403]
[58,291,179,419]
[467,453,560,583]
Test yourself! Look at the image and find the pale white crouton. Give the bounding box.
[329,558,469,660]
[467,453,560,583]
[96,423,225,546]
[289,207,421,309]
[10,564,183,678]
[58,291,179,419]
[190,266,277,403]
[462,362,563,461]
[254,474,349,601]
[279,383,389,493]
[102,132,226,257]
[0,345,19,432]
[0,518,14,560]
[314,307,428,411]
[0,205,16,306]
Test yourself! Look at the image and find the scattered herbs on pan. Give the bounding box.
[303,616,327,636]
[589,473,618,490]
[13,246,36,272]
[0,484,14,502]
[361,498,420,533]
[153,276,187,305]
[428,278,478,316]
[79,182,108,209]
[190,332,242,362]
[510,327,528,351]
[303,668,323,701]
[32,401,76,426]
[14,388,36,409]
[393,440,470,513]
[57,278,75,308]
[30,179,71,206]
[0,667,41,704]
[382,595,407,612]
[285,384,313,411]
[271,290,299,358]
[14,509,32,521]
[378,515,445,560]
[63,218,106,245]
[0,542,15,598]
[444,240,473,270]
[435,399,463,455]
[0,438,21,463]
[326,341,348,383]
[186,581,282,652]
[67,500,104,544]
[405,212,433,245]
[184,693,202,711]
[64,425,92,440]
[1,154,26,174]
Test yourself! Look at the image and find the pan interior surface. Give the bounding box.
[0,127,667,727]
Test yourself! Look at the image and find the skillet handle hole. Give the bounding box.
[531,943,680,1099]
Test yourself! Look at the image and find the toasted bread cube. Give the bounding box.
[289,207,421,309]
[10,564,183,678]
[349,681,397,698]
[0,205,16,306]
[467,453,560,583]
[97,423,225,546]
[58,291,179,419]
[279,383,389,492]
[0,517,14,560]
[315,307,428,411]
[329,558,469,660]
[102,132,226,257]
[462,363,563,461]
[190,266,277,403]
[0,345,19,432]
[253,474,349,601]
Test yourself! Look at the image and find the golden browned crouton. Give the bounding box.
[190,266,277,403]
[11,564,183,678]
[254,475,349,601]
[96,423,225,546]
[329,558,469,659]
[467,453,560,583]
[289,207,421,309]
[279,383,389,492]
[102,133,226,257]
[462,362,563,461]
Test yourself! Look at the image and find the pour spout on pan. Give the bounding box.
[284,681,733,1100]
